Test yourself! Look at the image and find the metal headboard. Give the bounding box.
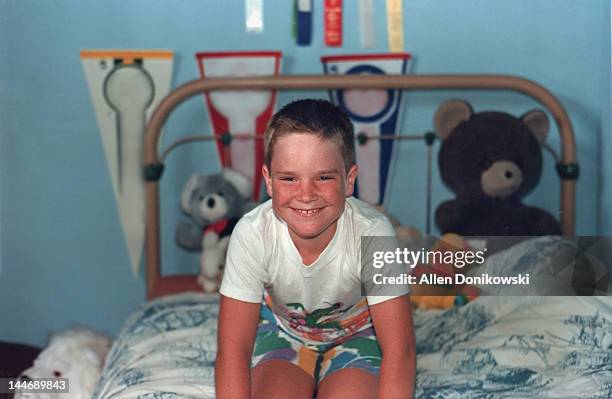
[143,74,578,299]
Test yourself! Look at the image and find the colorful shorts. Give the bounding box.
[251,303,382,383]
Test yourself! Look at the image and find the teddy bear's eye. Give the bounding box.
[514,159,523,170]
[53,370,62,378]
[216,191,224,197]
[479,156,492,169]
[198,195,205,202]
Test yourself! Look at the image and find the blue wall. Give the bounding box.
[1,0,609,347]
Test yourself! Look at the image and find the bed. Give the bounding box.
[93,293,611,398]
[93,74,612,398]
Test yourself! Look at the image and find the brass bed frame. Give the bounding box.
[143,74,578,300]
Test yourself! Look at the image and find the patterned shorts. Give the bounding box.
[251,303,382,383]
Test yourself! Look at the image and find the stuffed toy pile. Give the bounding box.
[373,205,422,249]
[433,99,561,237]
[176,169,252,292]
[410,233,480,310]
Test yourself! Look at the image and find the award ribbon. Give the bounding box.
[386,0,404,52]
[324,0,342,46]
[359,0,376,49]
[245,0,264,33]
[296,0,313,46]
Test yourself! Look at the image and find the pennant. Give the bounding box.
[321,53,412,205]
[81,50,174,276]
[196,51,282,202]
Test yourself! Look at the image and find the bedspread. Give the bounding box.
[93,294,219,399]
[94,293,612,398]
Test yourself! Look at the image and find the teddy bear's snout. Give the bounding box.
[481,160,523,198]
[199,193,230,222]
[202,191,227,210]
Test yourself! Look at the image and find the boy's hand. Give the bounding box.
[369,295,416,399]
[216,295,261,399]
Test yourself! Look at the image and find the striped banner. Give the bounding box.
[196,51,282,201]
[81,49,174,276]
[321,53,412,205]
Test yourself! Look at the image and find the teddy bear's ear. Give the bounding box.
[181,174,202,213]
[521,109,549,144]
[222,169,252,199]
[434,100,473,140]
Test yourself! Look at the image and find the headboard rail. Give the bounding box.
[143,74,577,300]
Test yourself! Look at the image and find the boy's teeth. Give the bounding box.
[296,208,320,215]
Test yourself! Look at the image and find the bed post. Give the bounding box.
[144,182,161,300]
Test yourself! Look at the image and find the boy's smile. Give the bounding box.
[262,133,358,262]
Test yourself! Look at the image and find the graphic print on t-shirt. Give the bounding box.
[286,302,354,330]
[265,293,372,343]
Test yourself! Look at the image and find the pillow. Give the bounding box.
[466,236,610,296]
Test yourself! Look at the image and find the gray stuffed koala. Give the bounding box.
[176,169,252,291]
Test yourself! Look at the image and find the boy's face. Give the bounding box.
[262,133,358,252]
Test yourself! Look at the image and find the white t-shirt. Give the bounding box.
[219,197,409,344]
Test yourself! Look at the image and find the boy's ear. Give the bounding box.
[345,164,358,197]
[262,165,273,198]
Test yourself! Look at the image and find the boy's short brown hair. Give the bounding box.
[264,99,355,172]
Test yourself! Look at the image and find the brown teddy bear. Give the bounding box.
[434,99,561,237]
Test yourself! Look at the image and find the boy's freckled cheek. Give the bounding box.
[276,185,295,195]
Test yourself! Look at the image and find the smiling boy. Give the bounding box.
[216,99,415,399]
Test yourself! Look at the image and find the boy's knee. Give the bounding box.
[317,368,378,399]
[251,360,315,399]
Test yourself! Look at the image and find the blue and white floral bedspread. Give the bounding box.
[414,296,612,398]
[94,293,612,398]
[93,293,219,399]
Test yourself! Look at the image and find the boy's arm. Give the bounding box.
[215,295,261,399]
[369,294,416,399]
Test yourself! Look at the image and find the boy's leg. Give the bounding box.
[316,368,377,399]
[251,302,316,398]
[252,360,315,399]
[316,327,381,399]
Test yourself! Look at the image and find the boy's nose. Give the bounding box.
[298,181,317,202]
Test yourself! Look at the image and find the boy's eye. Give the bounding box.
[279,176,296,182]
[319,176,334,181]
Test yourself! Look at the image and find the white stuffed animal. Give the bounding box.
[176,169,252,292]
[16,327,111,399]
